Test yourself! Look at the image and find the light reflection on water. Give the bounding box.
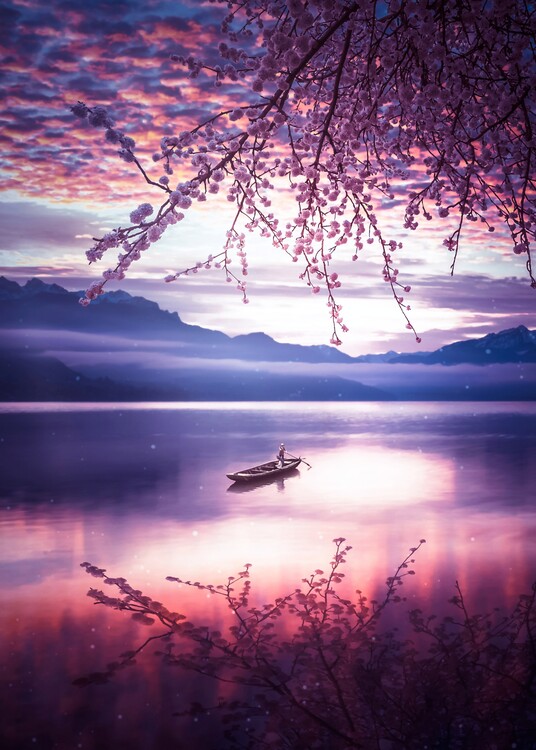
[1,401,535,748]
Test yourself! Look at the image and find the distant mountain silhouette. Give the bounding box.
[0,348,147,401]
[0,278,395,399]
[225,332,352,363]
[390,326,536,365]
[1,276,534,366]
[0,276,534,402]
[0,348,390,402]
[0,276,230,348]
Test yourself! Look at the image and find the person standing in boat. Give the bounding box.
[278,443,286,467]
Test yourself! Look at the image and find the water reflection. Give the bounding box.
[1,402,535,749]
[226,468,301,493]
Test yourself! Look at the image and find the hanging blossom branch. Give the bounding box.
[71,0,535,345]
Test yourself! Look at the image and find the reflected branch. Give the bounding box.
[75,539,536,748]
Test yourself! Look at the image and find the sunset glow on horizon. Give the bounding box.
[1,0,535,354]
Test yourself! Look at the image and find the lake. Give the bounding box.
[1,402,535,749]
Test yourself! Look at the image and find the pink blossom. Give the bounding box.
[71,0,535,344]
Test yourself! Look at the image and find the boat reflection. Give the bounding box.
[226,468,300,493]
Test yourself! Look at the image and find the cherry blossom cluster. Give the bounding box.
[72,101,136,163]
[72,0,535,343]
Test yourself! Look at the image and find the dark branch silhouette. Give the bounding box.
[75,539,536,748]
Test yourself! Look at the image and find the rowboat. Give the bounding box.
[226,457,301,483]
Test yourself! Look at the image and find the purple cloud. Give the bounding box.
[1,0,227,201]
[0,201,100,251]
[413,274,536,315]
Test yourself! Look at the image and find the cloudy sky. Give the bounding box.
[1,0,534,355]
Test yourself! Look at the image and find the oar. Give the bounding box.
[286,451,312,469]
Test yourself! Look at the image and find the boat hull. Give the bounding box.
[226,458,301,483]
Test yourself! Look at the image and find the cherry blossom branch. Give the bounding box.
[70,0,536,342]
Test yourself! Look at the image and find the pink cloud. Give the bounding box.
[1,0,228,202]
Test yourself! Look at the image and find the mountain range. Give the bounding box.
[0,276,535,401]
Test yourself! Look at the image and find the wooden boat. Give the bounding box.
[226,457,301,483]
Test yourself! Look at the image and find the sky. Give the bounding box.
[1,0,535,356]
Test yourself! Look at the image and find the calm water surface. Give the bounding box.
[1,402,535,749]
